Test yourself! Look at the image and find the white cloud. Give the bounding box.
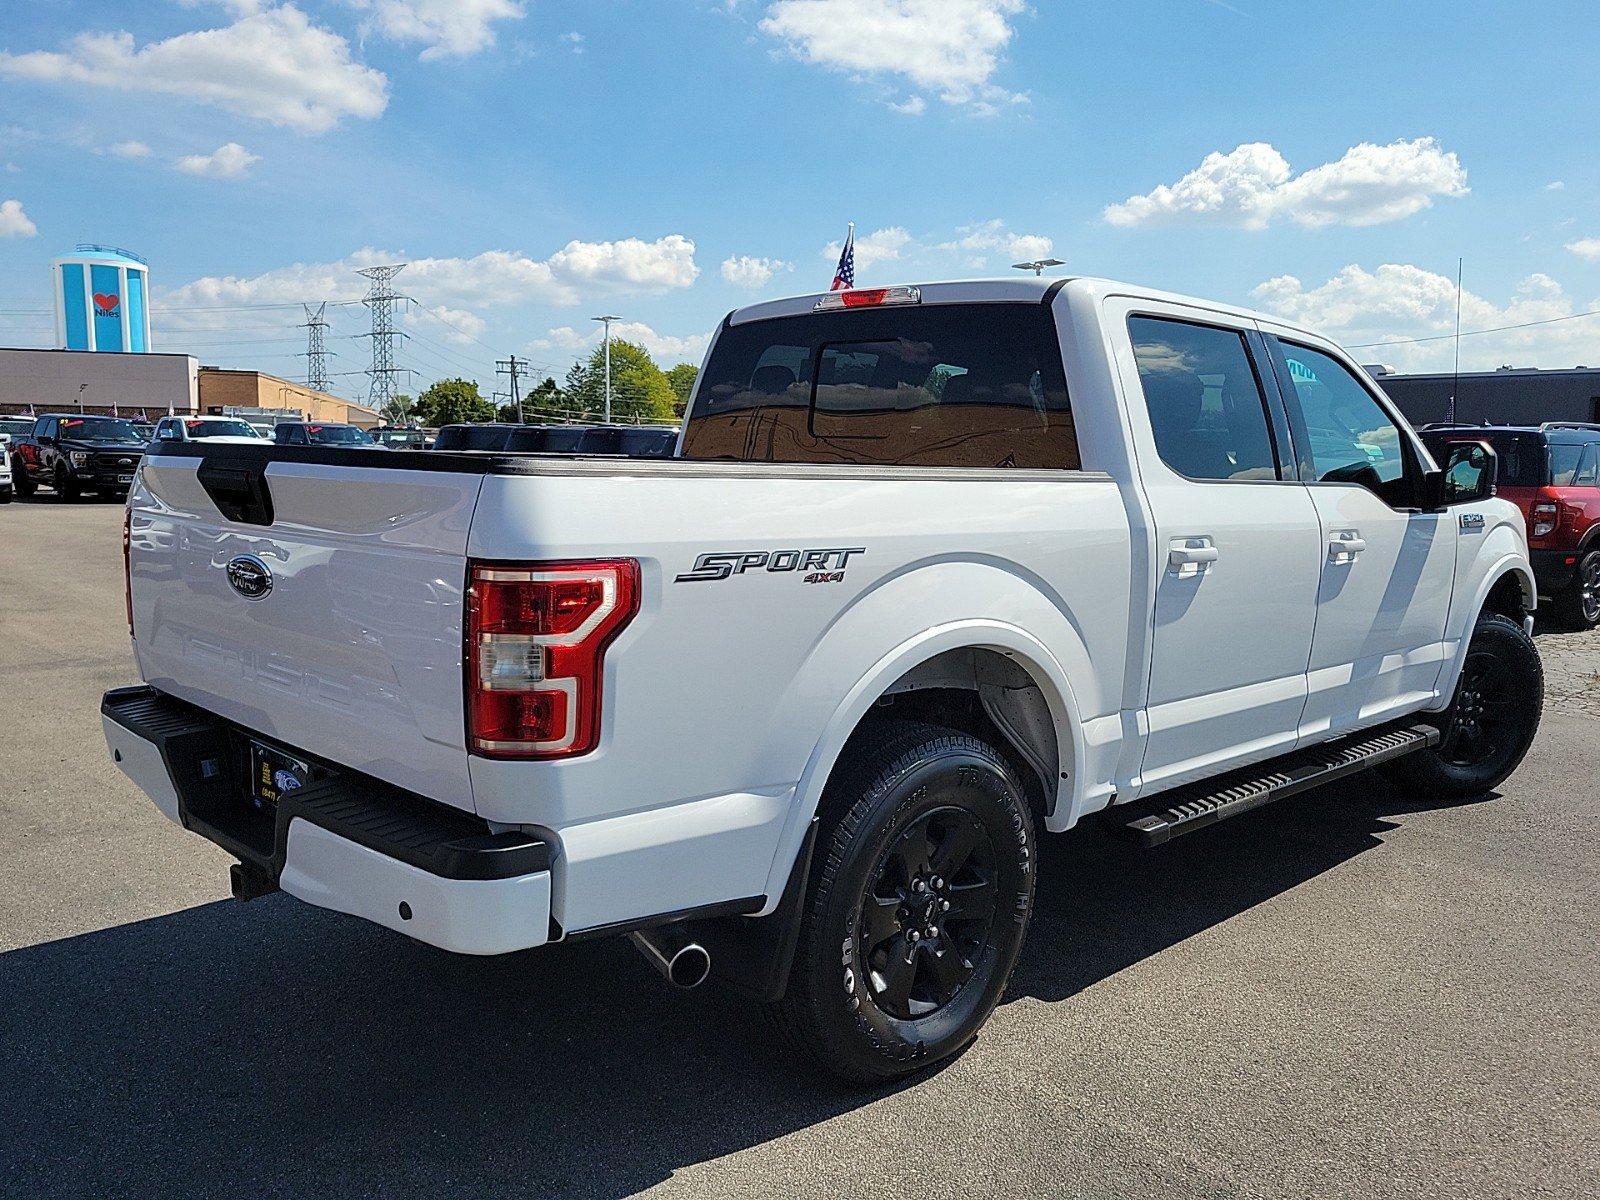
[0,198,36,237]
[1566,237,1600,262]
[107,139,151,158]
[935,219,1052,265]
[536,321,711,364]
[174,141,259,177]
[0,5,388,134]
[1546,180,1566,192]
[410,304,486,344]
[561,31,585,53]
[720,255,794,289]
[1105,138,1468,230]
[890,95,926,116]
[342,0,526,61]
[1252,264,1600,372]
[759,0,1026,111]
[158,235,700,321]
[823,225,913,272]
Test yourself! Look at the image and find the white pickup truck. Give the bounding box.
[103,276,1543,1081]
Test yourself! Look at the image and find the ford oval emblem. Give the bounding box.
[226,554,273,600]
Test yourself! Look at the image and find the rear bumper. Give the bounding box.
[1530,548,1579,595]
[101,686,553,955]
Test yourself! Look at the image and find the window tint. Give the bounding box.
[1127,316,1278,482]
[1549,443,1587,486]
[1277,342,1408,494]
[1577,444,1600,486]
[683,304,1077,469]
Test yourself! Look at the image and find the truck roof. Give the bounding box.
[725,275,1316,340]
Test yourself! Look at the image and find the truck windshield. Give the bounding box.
[184,419,258,438]
[683,302,1078,469]
[58,417,144,443]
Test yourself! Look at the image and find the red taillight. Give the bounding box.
[812,285,922,312]
[466,559,639,759]
[1531,498,1559,539]
[122,508,134,639]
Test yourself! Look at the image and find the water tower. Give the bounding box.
[53,244,152,353]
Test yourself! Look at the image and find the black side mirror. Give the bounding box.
[1425,440,1496,509]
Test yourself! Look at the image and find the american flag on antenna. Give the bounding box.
[831,223,856,291]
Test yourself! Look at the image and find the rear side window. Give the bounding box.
[1128,316,1278,482]
[1549,443,1588,486]
[682,304,1077,469]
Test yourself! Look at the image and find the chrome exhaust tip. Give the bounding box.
[629,928,712,989]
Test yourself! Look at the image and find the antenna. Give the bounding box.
[358,264,408,409]
[300,302,331,394]
[1448,257,1463,424]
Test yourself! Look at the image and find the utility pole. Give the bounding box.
[592,315,620,423]
[496,354,526,422]
[300,302,331,394]
[358,264,408,409]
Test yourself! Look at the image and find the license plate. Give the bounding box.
[117,474,134,483]
[249,740,311,810]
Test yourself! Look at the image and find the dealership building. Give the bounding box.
[1373,366,1600,428]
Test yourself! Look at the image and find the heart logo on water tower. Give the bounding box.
[93,292,120,316]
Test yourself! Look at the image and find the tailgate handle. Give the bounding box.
[197,461,275,526]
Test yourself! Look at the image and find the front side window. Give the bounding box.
[683,304,1077,469]
[1128,316,1278,482]
[1276,342,1408,499]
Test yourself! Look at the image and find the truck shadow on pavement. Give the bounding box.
[0,775,1491,1200]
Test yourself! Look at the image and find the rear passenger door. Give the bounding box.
[1261,331,1457,738]
[1113,302,1323,793]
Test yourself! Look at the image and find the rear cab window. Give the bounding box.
[682,303,1078,469]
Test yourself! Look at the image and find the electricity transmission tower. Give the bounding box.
[300,302,331,393]
[358,264,408,408]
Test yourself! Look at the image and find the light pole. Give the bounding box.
[592,314,620,423]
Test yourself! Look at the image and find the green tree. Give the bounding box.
[379,394,415,425]
[414,378,495,427]
[521,376,569,421]
[563,340,677,423]
[665,363,698,416]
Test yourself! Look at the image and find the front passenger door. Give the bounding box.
[1264,333,1457,739]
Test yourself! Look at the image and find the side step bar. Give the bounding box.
[1119,721,1441,848]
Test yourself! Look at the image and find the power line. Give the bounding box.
[1348,306,1600,349]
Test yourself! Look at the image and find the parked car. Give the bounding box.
[1,414,40,441]
[272,421,384,448]
[132,422,156,442]
[0,430,12,503]
[371,426,431,450]
[154,416,266,445]
[12,413,147,501]
[1420,422,1600,628]
[105,276,1540,1082]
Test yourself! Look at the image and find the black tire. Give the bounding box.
[1550,549,1600,630]
[53,464,80,502]
[1382,612,1543,799]
[769,721,1036,1083]
[0,487,11,505]
[12,462,34,498]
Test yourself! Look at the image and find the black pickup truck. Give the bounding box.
[10,413,149,501]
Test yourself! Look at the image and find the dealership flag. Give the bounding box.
[831,222,856,291]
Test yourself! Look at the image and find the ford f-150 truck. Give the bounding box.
[12,412,148,501]
[102,277,1543,1081]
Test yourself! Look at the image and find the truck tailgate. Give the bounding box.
[131,453,484,810]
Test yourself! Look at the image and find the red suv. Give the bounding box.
[1421,423,1600,628]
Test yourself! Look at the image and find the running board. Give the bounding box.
[1119,721,1441,848]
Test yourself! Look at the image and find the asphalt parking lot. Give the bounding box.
[2,496,1597,1199]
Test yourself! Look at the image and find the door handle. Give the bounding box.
[1168,539,1219,572]
[1327,533,1366,561]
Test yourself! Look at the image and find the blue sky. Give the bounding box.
[2,0,1598,402]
